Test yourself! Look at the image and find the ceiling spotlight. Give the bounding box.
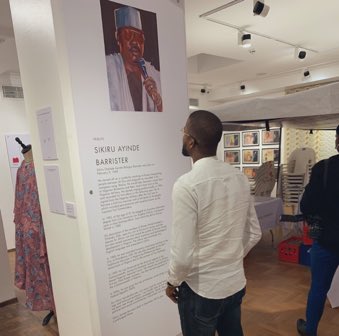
[200,86,210,94]
[303,69,310,78]
[253,1,270,17]
[295,48,307,61]
[238,31,251,48]
[240,84,246,91]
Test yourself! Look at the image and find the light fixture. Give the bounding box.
[303,69,310,78]
[200,86,210,94]
[295,48,307,61]
[238,31,251,48]
[240,84,246,91]
[253,1,270,17]
[200,4,318,55]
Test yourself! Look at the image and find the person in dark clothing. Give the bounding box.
[297,125,339,336]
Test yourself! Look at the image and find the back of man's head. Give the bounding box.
[188,110,223,152]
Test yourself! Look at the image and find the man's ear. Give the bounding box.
[188,137,196,150]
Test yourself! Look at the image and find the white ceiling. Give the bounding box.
[185,0,339,96]
[1,0,339,102]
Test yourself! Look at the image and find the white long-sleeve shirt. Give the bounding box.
[168,156,261,299]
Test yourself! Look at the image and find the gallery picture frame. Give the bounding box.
[224,150,240,165]
[242,149,260,164]
[262,129,280,145]
[242,166,259,179]
[242,131,260,147]
[224,132,240,148]
[262,148,280,164]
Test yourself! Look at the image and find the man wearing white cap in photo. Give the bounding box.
[106,6,162,112]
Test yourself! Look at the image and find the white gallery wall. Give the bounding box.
[0,210,15,304]
[0,95,28,249]
[10,0,190,335]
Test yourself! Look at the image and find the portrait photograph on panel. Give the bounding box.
[242,131,259,146]
[224,133,240,148]
[224,150,240,165]
[262,129,280,145]
[243,166,258,179]
[242,149,260,164]
[262,148,280,163]
[100,0,162,112]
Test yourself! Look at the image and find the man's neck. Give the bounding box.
[123,60,141,75]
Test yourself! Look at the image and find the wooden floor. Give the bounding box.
[242,240,339,336]
[0,252,58,336]
[0,233,338,335]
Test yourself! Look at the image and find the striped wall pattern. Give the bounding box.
[282,128,337,164]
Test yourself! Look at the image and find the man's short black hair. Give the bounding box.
[188,110,223,150]
[336,124,339,136]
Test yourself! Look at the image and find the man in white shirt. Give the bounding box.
[166,110,262,336]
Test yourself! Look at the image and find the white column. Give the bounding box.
[9,0,100,334]
[10,0,189,335]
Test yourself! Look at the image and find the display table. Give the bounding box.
[254,196,283,232]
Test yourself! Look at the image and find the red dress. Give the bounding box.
[14,160,55,311]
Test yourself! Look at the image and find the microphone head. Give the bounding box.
[136,58,146,67]
[136,58,148,79]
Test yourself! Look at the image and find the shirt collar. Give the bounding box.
[192,156,218,168]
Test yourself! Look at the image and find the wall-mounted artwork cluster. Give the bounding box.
[223,128,280,176]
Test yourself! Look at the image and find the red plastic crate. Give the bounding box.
[278,237,302,263]
[302,222,313,245]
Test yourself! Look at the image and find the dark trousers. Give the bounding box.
[306,241,339,335]
[178,282,245,336]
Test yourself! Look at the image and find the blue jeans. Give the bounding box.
[178,282,245,336]
[305,241,339,335]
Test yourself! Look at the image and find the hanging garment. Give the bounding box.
[14,160,55,311]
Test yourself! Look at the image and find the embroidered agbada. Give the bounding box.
[106,53,162,112]
[14,160,55,311]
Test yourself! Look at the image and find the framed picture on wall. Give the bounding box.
[243,166,258,179]
[224,150,240,164]
[262,129,280,145]
[262,148,280,163]
[242,131,259,146]
[242,149,260,164]
[224,133,240,148]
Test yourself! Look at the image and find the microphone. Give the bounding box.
[137,58,148,80]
